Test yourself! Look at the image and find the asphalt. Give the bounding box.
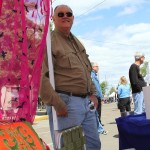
[33,102,134,150]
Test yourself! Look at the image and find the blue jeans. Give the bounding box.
[47,93,101,150]
[132,91,145,114]
[95,111,104,134]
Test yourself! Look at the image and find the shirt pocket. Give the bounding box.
[80,49,92,72]
[55,52,80,69]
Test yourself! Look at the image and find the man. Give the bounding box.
[40,5,101,150]
[129,52,147,114]
[91,63,108,135]
[91,62,103,123]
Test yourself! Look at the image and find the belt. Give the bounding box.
[56,90,89,98]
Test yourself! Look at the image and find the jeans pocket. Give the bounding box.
[58,93,70,105]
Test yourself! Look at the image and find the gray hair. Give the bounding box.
[134,51,145,60]
[91,62,98,67]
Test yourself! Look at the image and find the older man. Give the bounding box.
[129,52,147,114]
[40,5,101,150]
[91,63,103,122]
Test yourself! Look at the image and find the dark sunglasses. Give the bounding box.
[58,12,73,17]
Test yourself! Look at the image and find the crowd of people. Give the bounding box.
[39,4,148,150]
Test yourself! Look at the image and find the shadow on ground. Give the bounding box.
[113,134,119,138]
[109,121,116,124]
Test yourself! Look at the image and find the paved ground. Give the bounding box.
[33,102,134,150]
[100,102,120,150]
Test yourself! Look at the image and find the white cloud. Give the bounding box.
[78,23,150,87]
[103,24,150,51]
[117,6,137,16]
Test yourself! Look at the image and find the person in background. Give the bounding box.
[117,76,131,114]
[40,5,101,150]
[91,62,108,135]
[91,62,104,125]
[129,52,147,114]
[96,110,108,135]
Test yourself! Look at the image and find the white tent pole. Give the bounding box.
[46,26,58,130]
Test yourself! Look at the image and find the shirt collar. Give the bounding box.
[92,70,97,75]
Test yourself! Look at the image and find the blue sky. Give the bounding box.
[52,0,150,91]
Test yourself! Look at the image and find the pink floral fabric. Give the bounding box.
[0,0,51,124]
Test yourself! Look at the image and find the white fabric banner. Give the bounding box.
[143,86,150,119]
[46,27,58,130]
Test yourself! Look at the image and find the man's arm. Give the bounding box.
[40,53,68,116]
[130,66,146,89]
[99,82,103,99]
[90,74,98,108]
[91,72,103,98]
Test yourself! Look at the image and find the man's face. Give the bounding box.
[52,6,74,32]
[93,65,99,73]
[140,56,145,64]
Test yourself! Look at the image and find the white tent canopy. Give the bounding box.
[108,92,116,98]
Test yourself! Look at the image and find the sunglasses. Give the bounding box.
[57,12,73,17]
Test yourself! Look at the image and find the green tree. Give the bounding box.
[140,61,148,77]
[100,81,108,96]
[50,21,54,31]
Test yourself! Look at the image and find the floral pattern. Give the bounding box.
[0,121,46,149]
[0,0,51,124]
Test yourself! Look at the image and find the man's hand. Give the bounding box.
[89,95,98,109]
[53,99,68,117]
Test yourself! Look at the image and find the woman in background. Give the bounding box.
[117,76,131,113]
